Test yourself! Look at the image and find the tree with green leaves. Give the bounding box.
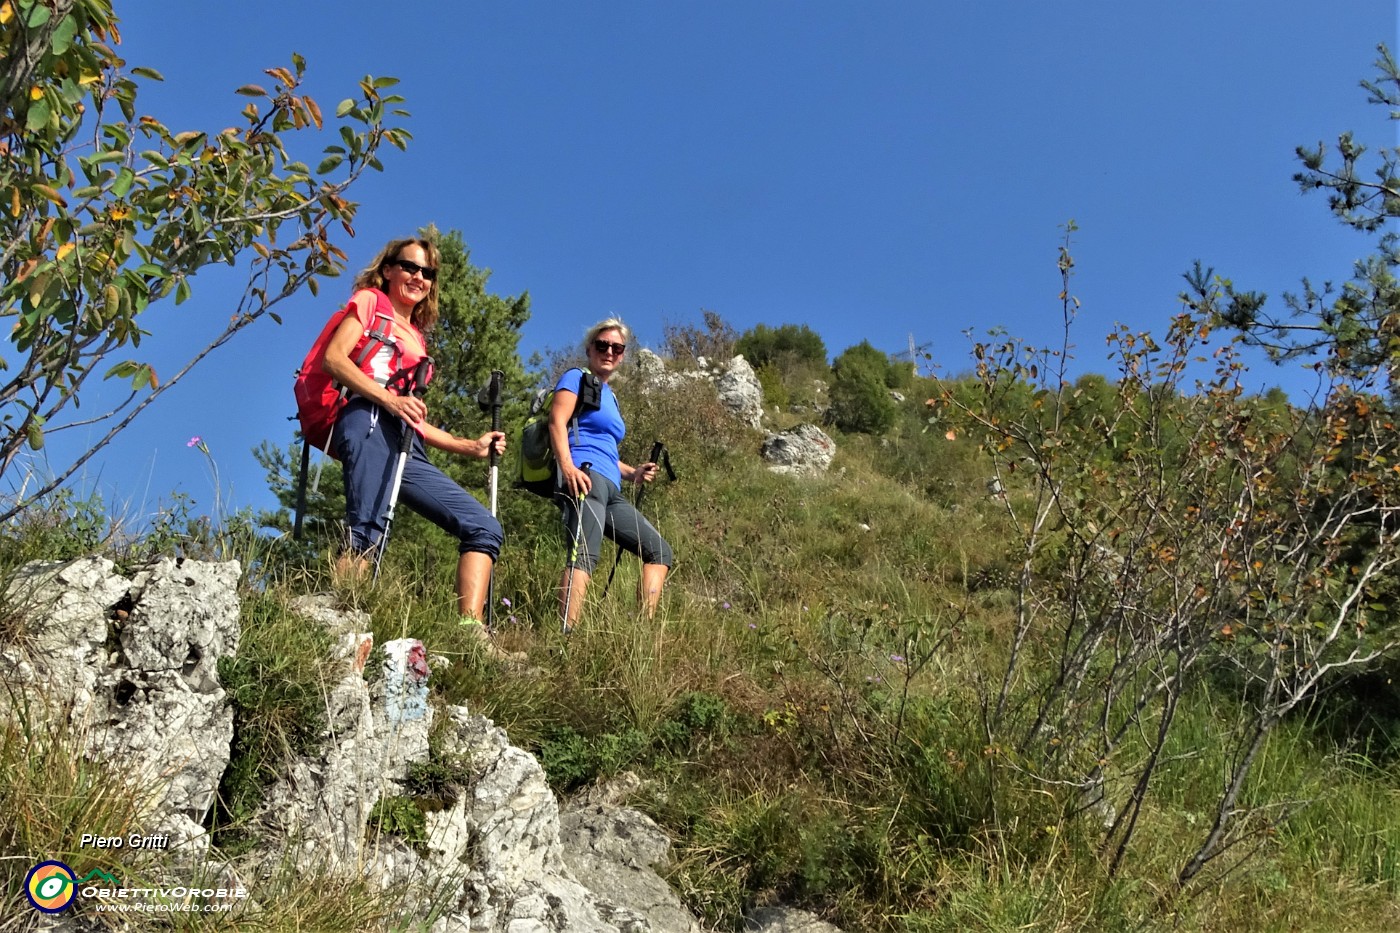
[945,226,1400,896]
[0,0,409,522]
[833,340,893,382]
[1186,44,1400,744]
[828,369,896,434]
[829,341,897,434]
[421,226,530,444]
[734,322,827,369]
[827,340,898,434]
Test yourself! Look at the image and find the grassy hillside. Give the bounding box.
[3,357,1400,932]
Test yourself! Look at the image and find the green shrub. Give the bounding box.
[832,340,892,381]
[367,795,428,847]
[403,754,472,812]
[735,322,828,369]
[536,724,651,791]
[829,366,896,434]
[0,487,110,566]
[887,359,916,390]
[755,362,790,409]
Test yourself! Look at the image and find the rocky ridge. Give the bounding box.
[2,556,781,931]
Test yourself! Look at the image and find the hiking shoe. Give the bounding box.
[485,639,527,664]
[460,618,527,664]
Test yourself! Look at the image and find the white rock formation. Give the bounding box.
[760,424,837,477]
[632,350,766,431]
[2,556,241,850]
[1,562,844,932]
[715,355,765,429]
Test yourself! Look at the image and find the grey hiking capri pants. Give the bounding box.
[559,469,673,574]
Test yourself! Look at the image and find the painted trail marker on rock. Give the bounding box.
[382,638,429,725]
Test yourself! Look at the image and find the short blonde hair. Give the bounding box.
[584,317,632,352]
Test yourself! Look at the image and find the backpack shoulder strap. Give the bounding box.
[350,288,399,371]
[566,367,600,447]
[573,367,601,413]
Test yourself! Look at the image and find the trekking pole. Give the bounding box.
[477,370,505,628]
[561,462,592,633]
[599,440,667,600]
[373,356,433,583]
[293,440,311,540]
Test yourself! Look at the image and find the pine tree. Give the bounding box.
[1193,44,1400,396]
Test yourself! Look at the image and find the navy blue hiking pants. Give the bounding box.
[334,398,503,559]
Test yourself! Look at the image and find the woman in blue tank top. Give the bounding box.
[548,318,673,631]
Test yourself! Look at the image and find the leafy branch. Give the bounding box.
[0,0,412,519]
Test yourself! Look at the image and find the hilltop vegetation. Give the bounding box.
[6,269,1400,929]
[4,7,1400,927]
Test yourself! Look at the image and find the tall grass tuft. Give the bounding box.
[213,590,338,853]
[0,704,157,924]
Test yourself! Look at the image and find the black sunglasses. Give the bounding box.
[593,339,626,356]
[390,258,437,281]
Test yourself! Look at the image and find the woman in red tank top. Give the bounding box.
[321,237,521,661]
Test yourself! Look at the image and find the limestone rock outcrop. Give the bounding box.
[0,563,705,931]
[1,560,843,932]
[714,355,765,429]
[2,556,240,850]
[760,423,837,477]
[632,351,766,429]
[561,805,702,933]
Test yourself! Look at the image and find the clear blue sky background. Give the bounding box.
[21,1,1400,525]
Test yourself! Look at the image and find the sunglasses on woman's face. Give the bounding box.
[593,339,626,356]
[390,258,437,281]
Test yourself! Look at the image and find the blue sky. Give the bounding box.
[21,1,1400,523]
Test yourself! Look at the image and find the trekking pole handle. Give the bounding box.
[396,356,434,456]
[643,440,675,482]
[411,357,433,399]
[633,441,663,488]
[487,370,504,463]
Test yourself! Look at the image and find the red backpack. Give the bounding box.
[294,288,400,455]
[291,288,403,539]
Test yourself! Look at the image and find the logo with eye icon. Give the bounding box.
[25,861,77,913]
